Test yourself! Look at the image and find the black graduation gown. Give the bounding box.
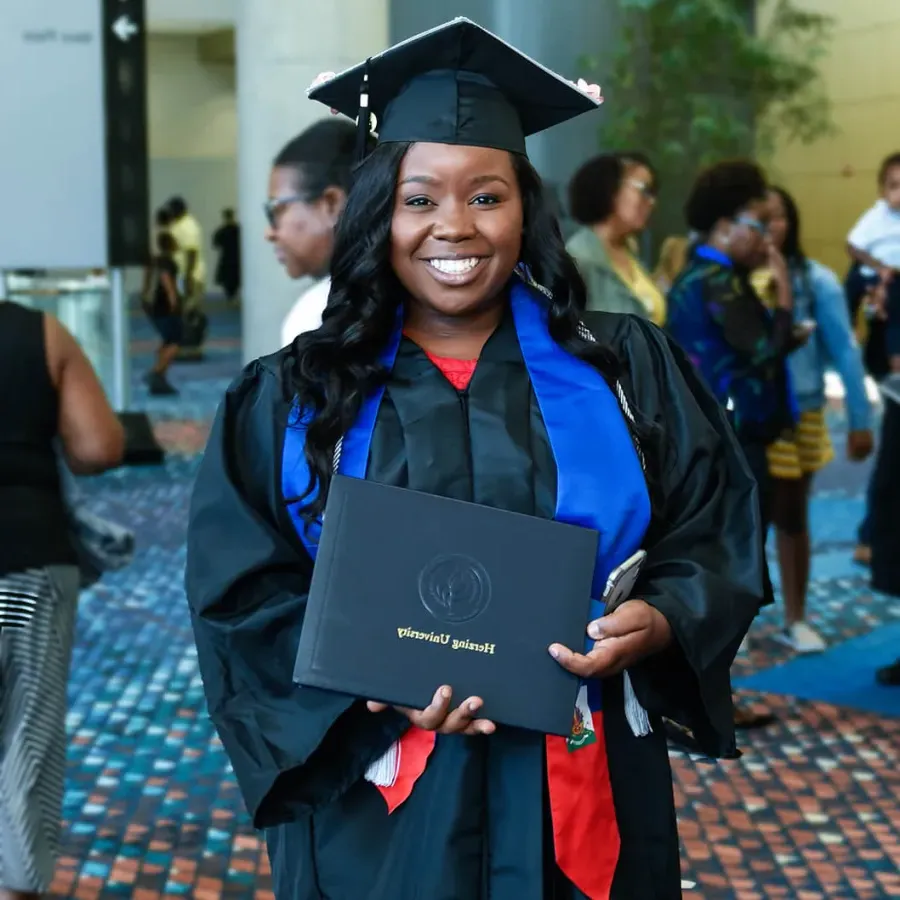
[185,311,764,900]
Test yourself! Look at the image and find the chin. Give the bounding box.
[421,280,512,318]
[285,262,309,281]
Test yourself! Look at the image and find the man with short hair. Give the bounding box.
[167,196,207,356]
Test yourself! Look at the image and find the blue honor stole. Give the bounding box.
[282,281,652,718]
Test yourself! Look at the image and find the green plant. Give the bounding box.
[584,0,835,176]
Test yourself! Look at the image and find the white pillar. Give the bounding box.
[237,0,390,364]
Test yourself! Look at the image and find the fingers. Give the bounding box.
[588,599,650,640]
[440,696,496,735]
[407,685,453,730]
[367,689,495,735]
[549,641,620,679]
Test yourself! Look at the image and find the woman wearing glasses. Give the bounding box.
[666,160,809,729]
[265,119,366,347]
[565,153,666,325]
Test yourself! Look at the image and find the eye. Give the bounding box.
[404,195,434,208]
[471,194,500,206]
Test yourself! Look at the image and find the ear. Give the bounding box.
[320,186,349,224]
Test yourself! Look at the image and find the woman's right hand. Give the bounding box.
[367,686,496,735]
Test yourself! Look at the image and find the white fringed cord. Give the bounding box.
[623,671,652,737]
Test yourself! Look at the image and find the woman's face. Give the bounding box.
[766,190,788,253]
[724,197,771,269]
[612,163,657,234]
[265,166,345,280]
[391,143,524,319]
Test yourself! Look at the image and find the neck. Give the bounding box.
[594,220,629,249]
[404,298,504,360]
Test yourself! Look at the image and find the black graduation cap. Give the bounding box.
[307,17,601,157]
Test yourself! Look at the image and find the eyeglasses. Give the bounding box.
[626,178,657,200]
[263,194,308,228]
[734,214,768,236]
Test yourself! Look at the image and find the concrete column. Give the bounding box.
[237,0,389,363]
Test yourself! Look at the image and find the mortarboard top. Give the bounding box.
[307,17,601,156]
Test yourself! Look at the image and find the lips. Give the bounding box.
[423,256,486,286]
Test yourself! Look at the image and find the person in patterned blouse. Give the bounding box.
[666,160,810,729]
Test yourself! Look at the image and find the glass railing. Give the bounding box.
[1,270,130,409]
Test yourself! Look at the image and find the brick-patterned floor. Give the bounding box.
[41,312,899,898]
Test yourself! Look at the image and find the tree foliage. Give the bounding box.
[585,0,835,176]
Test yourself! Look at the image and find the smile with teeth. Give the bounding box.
[426,257,483,275]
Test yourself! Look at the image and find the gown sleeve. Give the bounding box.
[597,314,766,757]
[184,358,409,828]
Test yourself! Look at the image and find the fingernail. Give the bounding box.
[549,645,560,659]
[440,686,451,700]
[588,623,602,640]
[468,700,480,713]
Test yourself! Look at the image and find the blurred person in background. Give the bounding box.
[566,153,665,325]
[846,151,900,375]
[266,118,361,346]
[141,231,183,396]
[667,160,808,728]
[871,375,900,685]
[750,186,873,653]
[154,205,172,238]
[846,152,900,566]
[167,196,207,357]
[213,208,242,306]
[0,301,124,900]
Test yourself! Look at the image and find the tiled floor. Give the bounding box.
[46,309,899,899]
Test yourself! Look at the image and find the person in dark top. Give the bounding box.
[185,19,765,900]
[666,160,810,729]
[870,376,900,685]
[213,208,242,305]
[142,231,182,396]
[0,301,123,899]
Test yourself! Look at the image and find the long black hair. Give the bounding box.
[284,142,651,526]
[769,185,805,267]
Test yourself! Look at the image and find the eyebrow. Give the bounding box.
[399,174,511,188]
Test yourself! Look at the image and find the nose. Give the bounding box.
[431,199,477,242]
[264,224,277,243]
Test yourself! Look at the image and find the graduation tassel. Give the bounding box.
[355,60,372,163]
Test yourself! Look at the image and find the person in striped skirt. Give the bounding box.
[0,300,123,899]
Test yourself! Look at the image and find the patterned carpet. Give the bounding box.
[47,308,899,899]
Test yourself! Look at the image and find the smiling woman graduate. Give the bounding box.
[185,18,765,900]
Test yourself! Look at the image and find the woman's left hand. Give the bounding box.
[549,599,672,679]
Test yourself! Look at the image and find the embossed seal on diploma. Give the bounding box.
[418,554,492,624]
